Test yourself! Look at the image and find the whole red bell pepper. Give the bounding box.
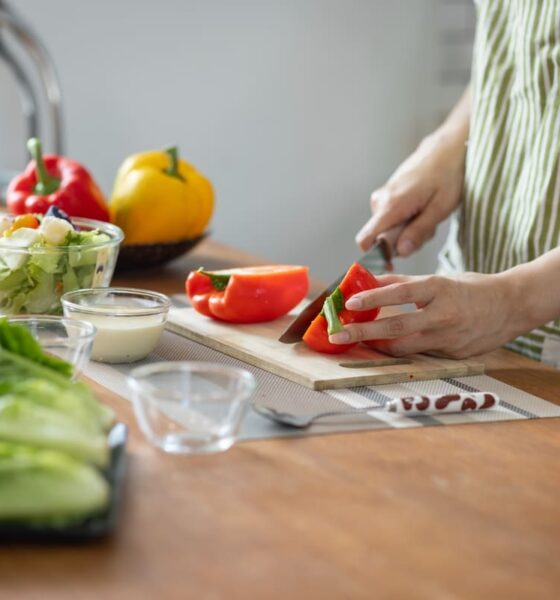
[303,263,380,354]
[6,138,110,222]
[186,265,309,323]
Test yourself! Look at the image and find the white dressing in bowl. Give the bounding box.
[62,288,170,364]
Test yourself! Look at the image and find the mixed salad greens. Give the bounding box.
[0,319,114,524]
[0,207,113,315]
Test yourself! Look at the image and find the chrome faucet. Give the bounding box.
[0,0,64,199]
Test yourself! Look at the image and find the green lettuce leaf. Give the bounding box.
[0,442,109,523]
[0,320,115,457]
[0,229,110,315]
[0,319,116,522]
[0,319,72,377]
[0,396,108,466]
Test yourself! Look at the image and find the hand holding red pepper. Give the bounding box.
[186,265,309,323]
[6,138,110,222]
[303,263,380,354]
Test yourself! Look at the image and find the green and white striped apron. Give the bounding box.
[439,0,560,366]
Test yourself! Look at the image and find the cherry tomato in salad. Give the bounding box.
[4,214,40,236]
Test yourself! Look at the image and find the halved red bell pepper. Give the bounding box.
[6,138,110,222]
[302,263,380,354]
[186,265,309,323]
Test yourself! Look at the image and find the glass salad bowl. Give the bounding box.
[0,216,123,315]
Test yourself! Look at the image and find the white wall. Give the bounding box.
[0,0,458,280]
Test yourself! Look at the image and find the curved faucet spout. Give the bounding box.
[0,0,64,155]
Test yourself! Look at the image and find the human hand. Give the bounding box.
[356,87,471,256]
[356,132,467,257]
[328,272,520,359]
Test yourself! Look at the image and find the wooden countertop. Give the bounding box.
[2,239,560,599]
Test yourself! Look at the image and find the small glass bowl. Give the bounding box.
[7,315,96,380]
[61,287,171,364]
[127,362,257,454]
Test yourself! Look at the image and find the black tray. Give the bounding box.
[0,422,127,542]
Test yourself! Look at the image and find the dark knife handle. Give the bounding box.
[376,223,406,265]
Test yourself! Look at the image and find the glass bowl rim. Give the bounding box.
[128,361,257,398]
[0,217,124,253]
[61,287,171,317]
[6,314,97,343]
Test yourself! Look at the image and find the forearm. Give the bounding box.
[437,85,471,145]
[357,87,472,253]
[419,86,471,160]
[503,246,560,335]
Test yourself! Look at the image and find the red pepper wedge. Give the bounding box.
[6,138,110,222]
[186,265,309,323]
[303,263,380,354]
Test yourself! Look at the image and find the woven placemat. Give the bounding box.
[83,330,560,441]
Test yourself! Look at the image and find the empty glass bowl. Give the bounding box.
[127,362,257,454]
[61,287,170,363]
[7,315,96,380]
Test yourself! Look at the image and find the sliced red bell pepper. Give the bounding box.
[186,265,309,323]
[302,262,380,354]
[6,138,110,222]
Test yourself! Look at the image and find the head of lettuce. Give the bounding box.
[0,319,114,524]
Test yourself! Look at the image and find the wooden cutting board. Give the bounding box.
[166,307,484,390]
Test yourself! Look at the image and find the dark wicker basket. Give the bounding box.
[115,234,207,272]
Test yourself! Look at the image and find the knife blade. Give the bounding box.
[278,224,404,344]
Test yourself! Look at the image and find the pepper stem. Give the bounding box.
[323,288,345,336]
[27,137,61,195]
[197,267,230,291]
[164,146,186,181]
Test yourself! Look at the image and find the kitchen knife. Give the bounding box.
[279,224,404,344]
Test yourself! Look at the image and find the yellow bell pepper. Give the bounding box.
[109,146,214,245]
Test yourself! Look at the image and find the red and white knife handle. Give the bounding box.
[387,392,499,415]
